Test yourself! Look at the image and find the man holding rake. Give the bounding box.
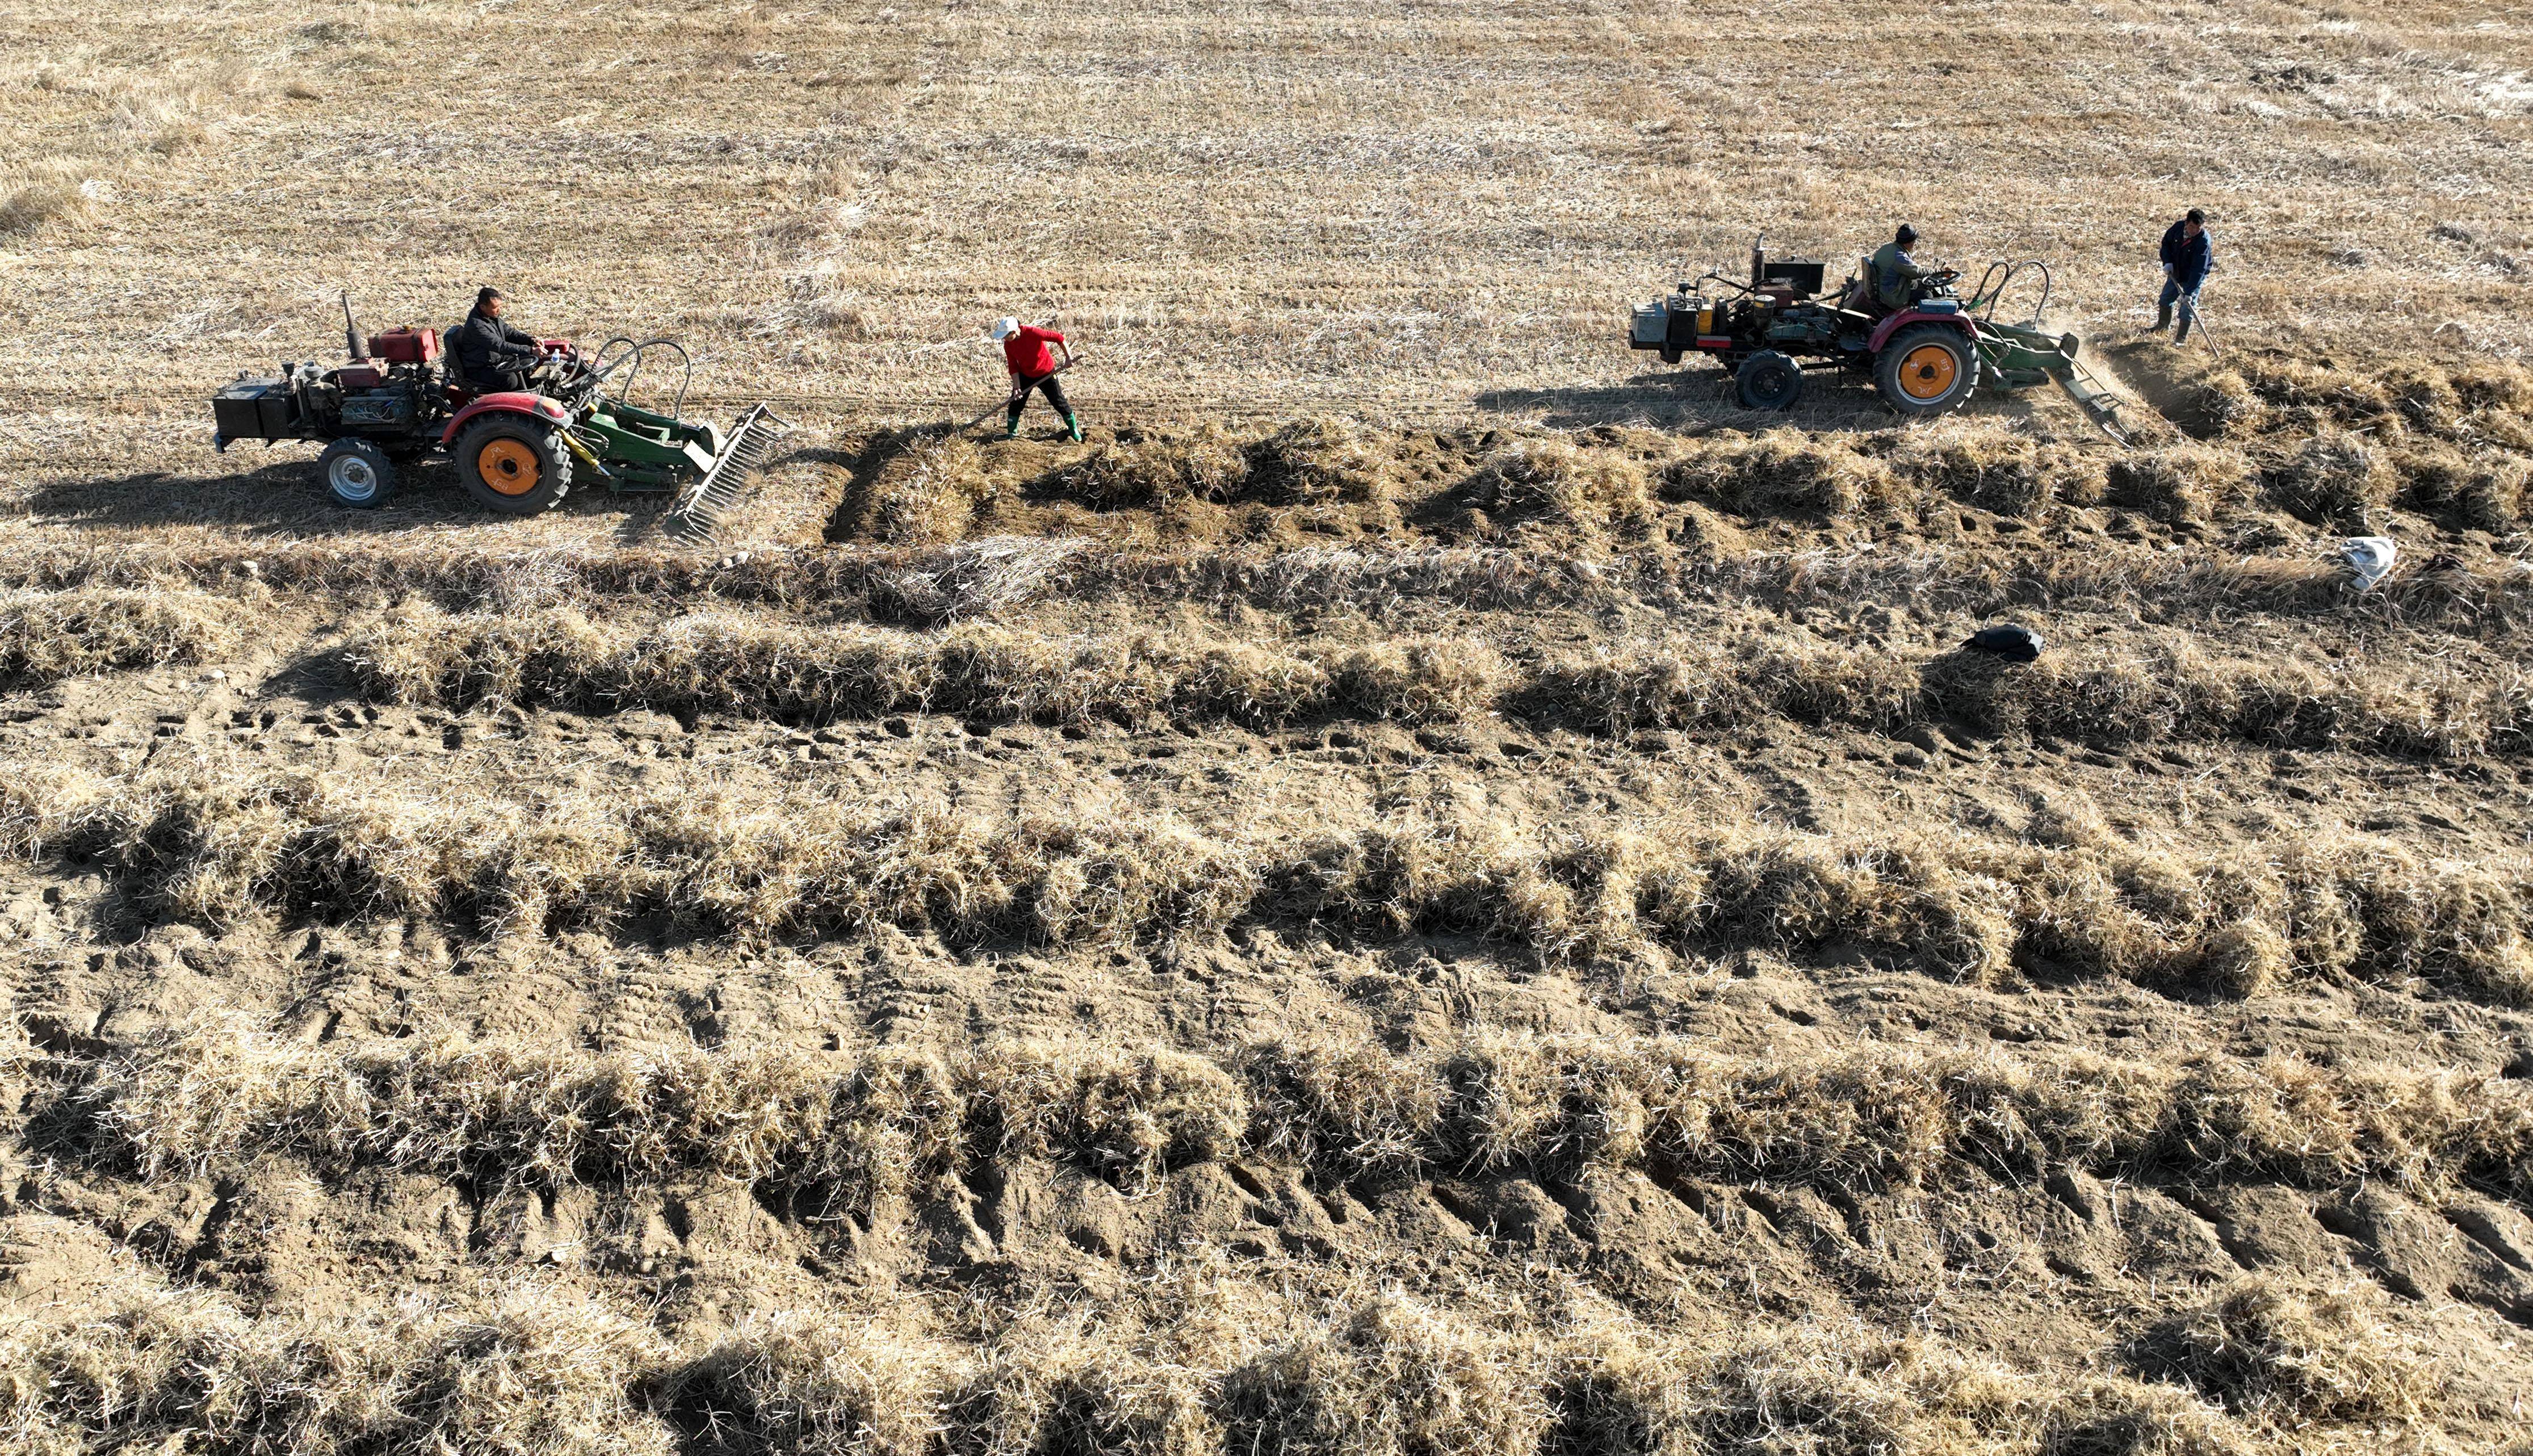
[991,316,1082,441]
[2156,208,2215,345]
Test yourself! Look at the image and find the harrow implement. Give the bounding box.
[1628,240,2140,441]
[665,403,791,544]
[1960,262,2133,444]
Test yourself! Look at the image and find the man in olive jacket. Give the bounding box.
[1871,224,1930,312]
[452,286,540,392]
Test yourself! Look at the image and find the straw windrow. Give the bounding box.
[9,761,2531,1004]
[63,1024,2533,1207]
[342,606,2533,763]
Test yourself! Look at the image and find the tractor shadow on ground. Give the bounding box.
[1481,369,2094,441]
[23,456,670,536]
[1475,370,1895,434]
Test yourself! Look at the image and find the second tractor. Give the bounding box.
[1629,237,2132,440]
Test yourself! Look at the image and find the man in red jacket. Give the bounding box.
[992,316,1080,441]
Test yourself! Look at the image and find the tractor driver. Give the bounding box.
[1871,224,1932,313]
[454,286,542,393]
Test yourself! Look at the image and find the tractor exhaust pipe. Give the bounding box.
[342,292,365,361]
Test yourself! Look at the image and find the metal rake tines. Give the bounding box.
[2049,361,2133,446]
[665,406,791,545]
[664,504,720,544]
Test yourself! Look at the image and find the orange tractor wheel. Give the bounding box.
[1874,324,1979,416]
[454,415,573,515]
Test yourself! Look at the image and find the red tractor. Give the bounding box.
[212,296,781,532]
[1628,237,2131,438]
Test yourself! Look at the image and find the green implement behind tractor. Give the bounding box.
[1629,239,2133,441]
[210,299,785,537]
[566,340,790,539]
[1953,270,2133,442]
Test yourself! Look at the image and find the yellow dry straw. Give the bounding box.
[72,1025,2533,1207]
[2131,1278,2431,1424]
[9,766,2532,1004]
[0,586,235,687]
[11,523,2533,636]
[0,1281,673,1456]
[344,605,2533,761]
[346,606,1502,732]
[0,1279,2300,1456]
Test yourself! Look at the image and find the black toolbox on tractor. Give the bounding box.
[1759,259,1826,298]
[213,376,299,442]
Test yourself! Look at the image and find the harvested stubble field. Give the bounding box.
[10,0,2533,1453]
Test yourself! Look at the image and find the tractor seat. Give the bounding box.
[1843,257,1890,318]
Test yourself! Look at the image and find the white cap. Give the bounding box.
[990,317,1020,341]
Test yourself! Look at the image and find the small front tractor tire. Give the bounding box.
[318,438,395,509]
[455,414,573,515]
[1735,350,1806,411]
[1875,325,1978,416]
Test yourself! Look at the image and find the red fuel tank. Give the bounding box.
[368,327,439,363]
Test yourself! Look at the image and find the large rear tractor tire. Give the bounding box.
[1735,350,1806,411]
[1875,325,1978,416]
[318,438,395,509]
[455,414,573,515]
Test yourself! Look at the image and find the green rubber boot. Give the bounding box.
[1064,413,1084,443]
[1004,416,1021,440]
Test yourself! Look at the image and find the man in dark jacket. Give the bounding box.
[1870,224,1931,313]
[452,287,541,392]
[2157,209,2215,343]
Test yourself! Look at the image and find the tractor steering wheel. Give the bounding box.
[527,342,588,390]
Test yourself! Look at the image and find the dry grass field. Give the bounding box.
[6,0,2533,1453]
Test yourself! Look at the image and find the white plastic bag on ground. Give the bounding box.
[2339,536,2396,590]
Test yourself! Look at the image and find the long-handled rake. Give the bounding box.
[960,358,1075,433]
[2186,280,2224,359]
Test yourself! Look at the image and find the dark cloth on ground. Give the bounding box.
[1964,624,2045,662]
